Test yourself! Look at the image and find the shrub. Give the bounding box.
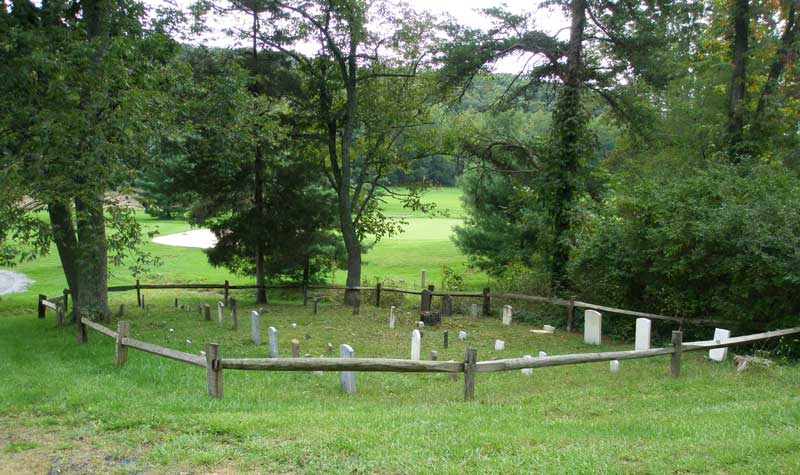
[570,163,800,329]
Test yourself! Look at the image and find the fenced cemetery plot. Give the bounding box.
[44,278,800,402]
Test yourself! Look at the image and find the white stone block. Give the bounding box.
[389,306,396,329]
[521,355,533,376]
[538,351,547,358]
[635,318,651,351]
[458,330,467,340]
[584,310,602,345]
[250,311,260,345]
[502,305,513,326]
[709,328,731,362]
[543,325,556,333]
[411,329,421,360]
[268,326,279,358]
[494,339,505,351]
[339,344,355,395]
[610,360,620,373]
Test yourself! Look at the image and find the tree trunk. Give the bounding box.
[548,0,587,293]
[754,2,797,124]
[74,194,110,321]
[727,0,749,158]
[254,145,267,304]
[48,201,80,313]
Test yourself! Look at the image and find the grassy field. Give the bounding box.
[1,187,799,474]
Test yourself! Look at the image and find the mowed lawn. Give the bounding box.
[1,187,799,473]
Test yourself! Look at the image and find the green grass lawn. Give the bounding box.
[1,187,799,473]
[1,290,799,474]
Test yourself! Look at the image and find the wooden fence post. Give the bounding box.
[566,297,575,333]
[671,331,683,377]
[63,289,70,316]
[115,321,130,367]
[174,298,178,308]
[230,297,238,331]
[76,316,87,343]
[56,304,64,327]
[420,289,432,312]
[136,279,141,307]
[206,343,223,399]
[463,347,477,401]
[204,304,211,321]
[375,283,382,308]
[224,280,230,306]
[482,288,490,317]
[37,294,46,319]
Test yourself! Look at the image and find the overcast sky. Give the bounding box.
[145,0,566,74]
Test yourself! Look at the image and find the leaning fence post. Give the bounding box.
[38,294,46,319]
[566,297,575,333]
[482,288,490,317]
[76,316,87,343]
[230,297,238,331]
[206,343,223,399]
[224,280,230,306]
[671,331,683,377]
[115,321,130,367]
[463,347,477,401]
[375,283,382,308]
[136,279,141,307]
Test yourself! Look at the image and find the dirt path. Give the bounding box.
[0,270,33,296]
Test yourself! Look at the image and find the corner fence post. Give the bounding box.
[671,331,683,377]
[63,289,70,316]
[56,304,64,327]
[76,315,87,343]
[566,297,575,333]
[482,288,490,317]
[38,294,46,319]
[115,321,130,367]
[463,347,477,401]
[136,279,141,307]
[206,343,223,399]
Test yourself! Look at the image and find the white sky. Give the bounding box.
[145,0,567,74]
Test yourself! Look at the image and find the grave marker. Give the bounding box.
[635,318,651,351]
[584,310,602,345]
[339,344,356,395]
[250,311,261,345]
[217,301,225,326]
[521,355,533,376]
[411,329,421,360]
[502,305,513,326]
[494,339,505,351]
[709,328,731,362]
[389,306,396,329]
[470,304,478,320]
[458,330,467,340]
[291,338,300,358]
[610,360,620,373]
[268,327,279,358]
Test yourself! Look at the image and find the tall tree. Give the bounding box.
[0,0,172,323]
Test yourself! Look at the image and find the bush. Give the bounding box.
[570,163,800,329]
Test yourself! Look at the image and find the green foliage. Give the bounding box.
[571,163,800,328]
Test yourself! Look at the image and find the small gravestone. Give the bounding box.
[197,304,202,316]
[610,360,620,373]
[494,339,505,351]
[420,289,432,312]
[543,325,555,333]
[291,322,297,329]
[186,339,192,348]
[250,311,261,345]
[116,304,125,318]
[502,305,513,326]
[339,344,356,395]
[709,328,731,362]
[417,320,424,328]
[635,318,651,351]
[470,304,478,320]
[521,355,534,376]
[420,311,440,326]
[291,338,300,358]
[268,327,279,358]
[430,350,438,361]
[584,310,602,345]
[327,342,333,354]
[443,330,449,349]
[217,301,225,326]
[458,330,467,340]
[174,298,178,308]
[410,329,421,360]
[389,306,396,329]
[441,294,453,316]
[538,351,547,358]
[204,304,211,321]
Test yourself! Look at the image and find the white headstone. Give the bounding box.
[339,344,355,395]
[635,318,651,350]
[610,360,620,373]
[417,321,424,328]
[410,329,421,360]
[538,351,547,358]
[494,339,505,351]
[709,328,731,362]
[470,304,478,320]
[458,330,467,340]
[502,305,513,326]
[268,326,279,358]
[250,311,260,345]
[389,306,396,329]
[521,355,534,376]
[543,325,556,333]
[584,310,602,345]
[217,301,225,325]
[291,322,297,329]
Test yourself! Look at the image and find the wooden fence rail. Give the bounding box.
[75,315,800,402]
[58,279,740,328]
